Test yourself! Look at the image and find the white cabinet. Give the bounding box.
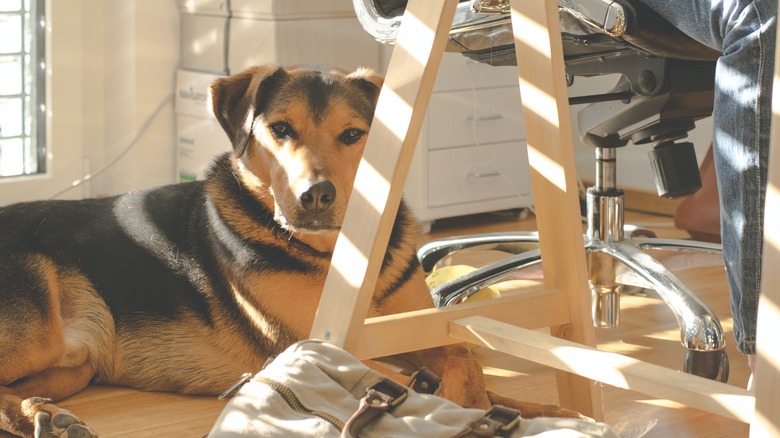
[404,53,534,229]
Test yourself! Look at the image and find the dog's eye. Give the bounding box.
[339,128,365,145]
[269,122,294,139]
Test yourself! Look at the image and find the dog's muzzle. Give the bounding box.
[297,180,336,213]
[277,179,340,233]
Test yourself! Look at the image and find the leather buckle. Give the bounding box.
[366,378,409,409]
[344,379,409,437]
[406,367,442,395]
[462,405,521,437]
[485,405,521,433]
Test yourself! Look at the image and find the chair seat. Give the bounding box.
[364,0,721,66]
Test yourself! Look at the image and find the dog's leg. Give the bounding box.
[0,363,98,438]
[485,390,589,420]
[0,256,106,437]
[371,269,496,409]
[374,271,588,419]
[392,344,491,409]
[389,346,589,419]
[371,271,493,408]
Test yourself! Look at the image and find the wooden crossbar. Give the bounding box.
[353,288,569,359]
[451,315,755,423]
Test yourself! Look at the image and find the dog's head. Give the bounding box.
[210,65,383,234]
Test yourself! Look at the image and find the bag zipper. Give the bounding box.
[219,372,253,400]
[255,376,346,431]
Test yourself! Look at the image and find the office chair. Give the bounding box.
[353,0,729,381]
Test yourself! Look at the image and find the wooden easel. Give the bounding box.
[311,0,779,433]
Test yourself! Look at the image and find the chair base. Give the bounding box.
[418,222,729,382]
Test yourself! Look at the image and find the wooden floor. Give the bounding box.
[16,209,750,437]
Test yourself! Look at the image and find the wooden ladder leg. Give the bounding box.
[310,0,459,351]
[509,0,604,420]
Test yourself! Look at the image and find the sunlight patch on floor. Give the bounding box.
[641,327,685,342]
[617,294,665,310]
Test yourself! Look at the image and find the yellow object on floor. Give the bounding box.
[425,264,501,303]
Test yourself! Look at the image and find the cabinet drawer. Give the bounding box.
[427,86,525,150]
[427,142,532,208]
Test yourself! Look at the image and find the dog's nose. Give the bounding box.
[298,180,336,212]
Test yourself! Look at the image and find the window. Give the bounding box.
[0,0,44,178]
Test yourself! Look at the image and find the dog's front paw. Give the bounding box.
[23,397,97,438]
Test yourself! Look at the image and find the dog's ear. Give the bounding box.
[346,67,384,104]
[210,66,289,157]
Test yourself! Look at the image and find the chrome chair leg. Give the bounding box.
[418,231,540,273]
[419,147,729,381]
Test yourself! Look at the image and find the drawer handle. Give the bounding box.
[466,113,503,122]
[467,170,501,179]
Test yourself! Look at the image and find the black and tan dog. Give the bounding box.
[0,65,577,437]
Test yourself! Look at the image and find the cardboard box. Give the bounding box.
[175,70,229,181]
[175,69,222,117]
[230,0,355,20]
[181,1,380,75]
[178,0,229,16]
[181,14,229,74]
[228,17,381,73]
[176,115,229,181]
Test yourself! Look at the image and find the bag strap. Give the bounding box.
[406,367,442,395]
[342,378,408,438]
[452,405,522,437]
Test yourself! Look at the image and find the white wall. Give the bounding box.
[0,0,89,204]
[83,0,179,197]
[0,0,179,205]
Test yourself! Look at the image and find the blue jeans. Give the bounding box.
[635,0,777,355]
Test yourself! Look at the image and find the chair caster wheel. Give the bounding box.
[684,349,729,382]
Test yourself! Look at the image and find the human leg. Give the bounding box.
[634,0,777,357]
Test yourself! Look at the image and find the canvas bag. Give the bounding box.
[207,340,618,437]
